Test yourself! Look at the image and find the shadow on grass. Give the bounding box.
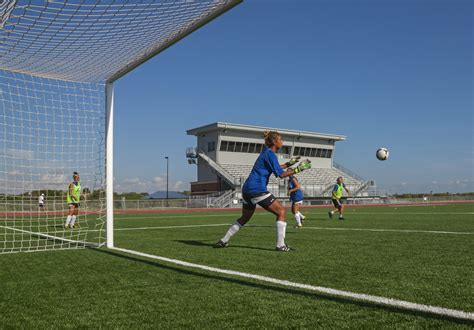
[94,248,473,326]
[174,240,275,252]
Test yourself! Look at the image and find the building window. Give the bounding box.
[234,142,242,153]
[220,141,228,151]
[291,147,335,158]
[278,146,290,156]
[248,143,255,153]
[219,141,277,154]
[242,142,249,153]
[228,141,235,152]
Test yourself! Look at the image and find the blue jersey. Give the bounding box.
[242,147,283,194]
[288,176,304,202]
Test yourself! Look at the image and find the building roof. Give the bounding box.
[187,122,346,141]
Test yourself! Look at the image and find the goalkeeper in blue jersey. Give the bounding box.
[215,130,312,252]
[328,176,350,220]
[287,175,307,228]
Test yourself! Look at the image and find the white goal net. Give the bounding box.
[0,0,240,253]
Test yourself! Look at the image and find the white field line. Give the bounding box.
[111,246,474,322]
[114,223,230,231]
[84,223,474,236]
[111,212,474,219]
[4,212,472,223]
[301,227,474,235]
[114,214,241,219]
[0,225,104,247]
[2,213,241,222]
[340,212,474,215]
[85,223,231,232]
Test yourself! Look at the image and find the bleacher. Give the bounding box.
[220,163,364,197]
[187,122,372,198]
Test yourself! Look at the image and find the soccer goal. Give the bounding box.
[0,0,241,254]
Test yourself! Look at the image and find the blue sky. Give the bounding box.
[113,0,473,194]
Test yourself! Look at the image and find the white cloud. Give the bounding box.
[114,176,186,193]
[153,176,165,186]
[6,149,34,160]
[7,170,21,176]
[123,177,142,184]
[173,180,184,191]
[40,173,68,184]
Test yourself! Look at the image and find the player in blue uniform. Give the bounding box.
[287,175,307,228]
[215,130,312,251]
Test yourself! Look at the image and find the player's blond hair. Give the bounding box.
[263,130,281,147]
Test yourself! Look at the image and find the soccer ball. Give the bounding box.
[376,148,389,161]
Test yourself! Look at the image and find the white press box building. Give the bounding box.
[187,122,374,206]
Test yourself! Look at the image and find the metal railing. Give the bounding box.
[333,161,366,182]
[208,190,236,208]
[197,151,239,187]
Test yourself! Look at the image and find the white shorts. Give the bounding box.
[292,200,303,205]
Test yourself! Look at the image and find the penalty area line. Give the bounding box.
[88,223,230,232]
[110,246,474,322]
[301,227,474,235]
[92,223,473,236]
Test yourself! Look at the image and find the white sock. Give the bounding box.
[65,215,72,226]
[276,221,287,247]
[298,212,305,220]
[294,213,301,226]
[222,221,242,243]
[70,215,77,226]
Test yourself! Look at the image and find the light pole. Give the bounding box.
[165,156,169,207]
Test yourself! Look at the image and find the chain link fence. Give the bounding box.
[1,195,472,213]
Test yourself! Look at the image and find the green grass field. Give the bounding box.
[1,203,473,328]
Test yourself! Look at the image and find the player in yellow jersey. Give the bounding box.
[65,172,81,229]
[328,176,350,220]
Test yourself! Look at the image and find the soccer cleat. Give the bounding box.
[213,240,228,248]
[64,224,69,229]
[294,225,302,229]
[275,245,292,252]
[339,216,345,220]
[328,211,333,219]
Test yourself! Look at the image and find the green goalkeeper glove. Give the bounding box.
[293,159,311,174]
[285,156,301,167]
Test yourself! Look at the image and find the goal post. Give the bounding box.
[106,82,114,249]
[0,0,242,254]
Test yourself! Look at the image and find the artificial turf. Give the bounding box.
[1,203,473,328]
